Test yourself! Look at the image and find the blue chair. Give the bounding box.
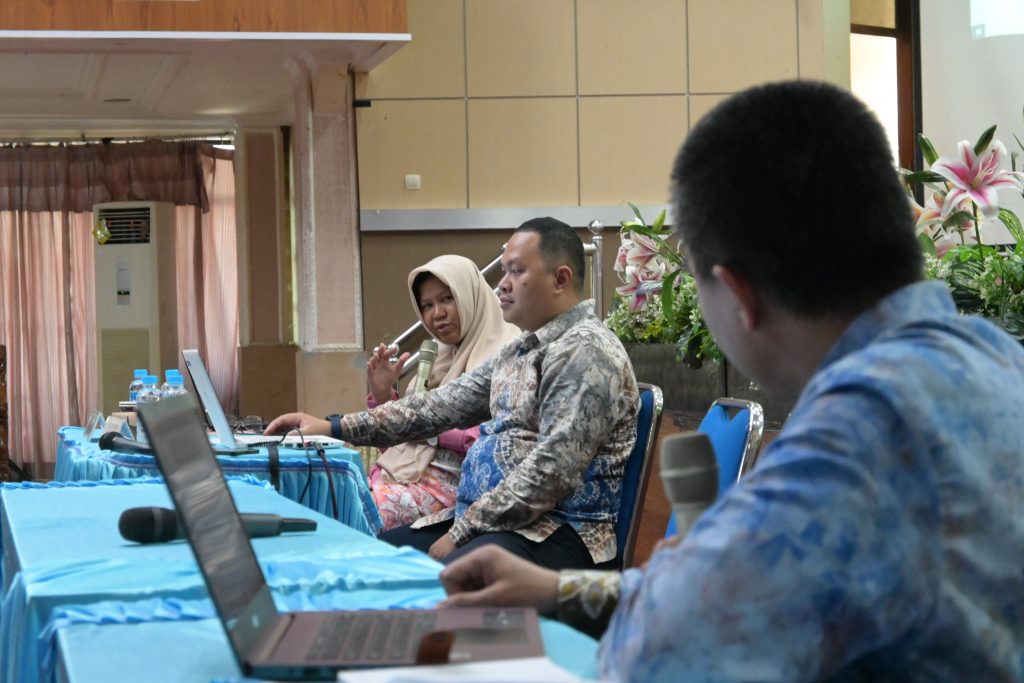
[666,397,764,536]
[613,382,664,568]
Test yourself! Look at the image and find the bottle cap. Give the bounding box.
[133,369,147,377]
[168,375,184,386]
[144,375,159,385]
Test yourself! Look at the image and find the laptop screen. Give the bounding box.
[181,348,238,450]
[138,395,280,662]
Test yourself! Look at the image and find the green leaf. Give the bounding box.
[625,202,644,226]
[660,268,681,323]
[918,232,937,256]
[651,208,666,232]
[942,210,975,230]
[1014,132,1024,155]
[918,134,939,166]
[974,124,997,155]
[903,170,947,184]
[999,208,1024,250]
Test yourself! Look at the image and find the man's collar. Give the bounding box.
[818,281,956,370]
[517,300,594,353]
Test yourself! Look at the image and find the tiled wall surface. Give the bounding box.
[355,0,846,210]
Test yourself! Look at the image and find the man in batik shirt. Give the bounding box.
[437,82,1024,682]
[266,218,639,571]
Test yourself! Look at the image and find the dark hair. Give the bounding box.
[411,271,436,302]
[514,217,586,295]
[670,80,922,317]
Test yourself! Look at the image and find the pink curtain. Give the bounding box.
[175,151,239,416]
[0,143,237,479]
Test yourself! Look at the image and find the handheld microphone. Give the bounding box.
[99,432,153,454]
[118,506,318,544]
[414,339,438,393]
[660,432,718,538]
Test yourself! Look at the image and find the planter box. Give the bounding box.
[624,343,725,413]
[624,343,793,425]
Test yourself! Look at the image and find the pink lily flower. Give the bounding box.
[625,233,661,269]
[909,194,942,231]
[613,239,632,273]
[931,140,1024,221]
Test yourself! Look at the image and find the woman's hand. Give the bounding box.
[367,343,411,403]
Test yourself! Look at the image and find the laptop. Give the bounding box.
[137,395,545,681]
[181,348,344,452]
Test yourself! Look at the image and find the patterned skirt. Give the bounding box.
[369,462,460,531]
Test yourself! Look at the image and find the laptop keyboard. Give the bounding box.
[306,611,439,662]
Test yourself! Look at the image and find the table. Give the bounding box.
[54,427,382,535]
[54,614,599,683]
[0,478,599,683]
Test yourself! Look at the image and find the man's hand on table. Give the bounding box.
[264,412,331,437]
[438,545,559,617]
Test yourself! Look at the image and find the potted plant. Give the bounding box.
[903,125,1024,338]
[604,204,735,414]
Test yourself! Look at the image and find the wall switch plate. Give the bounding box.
[404,174,421,191]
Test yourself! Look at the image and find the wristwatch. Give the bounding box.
[326,413,343,440]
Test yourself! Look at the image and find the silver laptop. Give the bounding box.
[181,348,343,452]
[137,395,544,681]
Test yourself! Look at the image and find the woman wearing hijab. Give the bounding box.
[365,255,520,530]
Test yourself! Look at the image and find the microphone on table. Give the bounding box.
[660,432,719,538]
[118,506,318,544]
[414,339,439,393]
[98,432,153,454]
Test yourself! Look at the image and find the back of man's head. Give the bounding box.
[671,80,922,318]
[515,217,586,295]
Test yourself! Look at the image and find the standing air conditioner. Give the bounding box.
[93,201,178,414]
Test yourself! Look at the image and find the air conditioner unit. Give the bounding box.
[93,201,178,414]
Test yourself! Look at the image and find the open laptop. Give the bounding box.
[137,395,544,681]
[181,348,343,452]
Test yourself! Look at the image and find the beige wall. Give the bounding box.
[355,0,850,210]
[238,0,852,417]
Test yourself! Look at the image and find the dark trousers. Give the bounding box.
[379,519,601,570]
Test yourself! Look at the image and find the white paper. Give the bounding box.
[336,656,586,683]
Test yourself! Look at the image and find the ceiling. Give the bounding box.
[0,31,407,139]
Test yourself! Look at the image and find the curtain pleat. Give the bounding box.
[0,143,236,478]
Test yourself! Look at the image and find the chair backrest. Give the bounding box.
[699,397,765,496]
[614,382,663,569]
[665,397,764,536]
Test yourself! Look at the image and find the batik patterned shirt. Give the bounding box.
[339,300,638,563]
[589,281,1024,681]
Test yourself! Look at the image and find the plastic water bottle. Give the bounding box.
[160,369,182,394]
[128,369,147,402]
[135,375,162,444]
[162,374,187,399]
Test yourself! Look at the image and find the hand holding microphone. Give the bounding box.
[660,432,719,539]
[118,506,317,544]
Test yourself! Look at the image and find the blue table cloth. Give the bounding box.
[54,426,382,534]
[53,613,600,682]
[0,478,439,683]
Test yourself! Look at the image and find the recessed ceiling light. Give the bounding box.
[103,98,131,103]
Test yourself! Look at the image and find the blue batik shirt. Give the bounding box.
[340,300,638,563]
[591,281,1024,681]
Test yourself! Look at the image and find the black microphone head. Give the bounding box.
[98,431,120,451]
[118,506,180,543]
[660,432,719,506]
[419,339,438,363]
